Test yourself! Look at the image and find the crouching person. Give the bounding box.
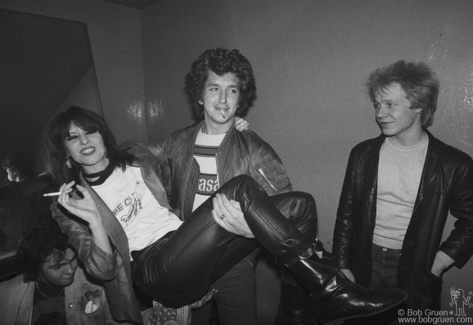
[0,220,116,325]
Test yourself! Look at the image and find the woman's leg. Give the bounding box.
[132,175,315,307]
[133,175,406,324]
[209,190,317,282]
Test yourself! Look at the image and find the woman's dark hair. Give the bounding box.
[185,48,257,117]
[17,220,69,282]
[43,106,134,184]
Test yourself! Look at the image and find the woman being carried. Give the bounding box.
[45,106,406,324]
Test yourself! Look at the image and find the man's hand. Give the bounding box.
[341,269,356,282]
[431,251,454,277]
[212,193,254,238]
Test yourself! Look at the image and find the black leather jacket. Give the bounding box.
[333,130,473,310]
[163,120,292,220]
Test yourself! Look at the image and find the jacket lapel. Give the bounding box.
[367,135,384,228]
[79,173,132,277]
[411,131,440,218]
[135,160,173,210]
[16,279,34,325]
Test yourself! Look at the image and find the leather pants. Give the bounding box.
[131,175,317,308]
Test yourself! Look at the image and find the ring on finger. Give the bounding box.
[219,215,224,220]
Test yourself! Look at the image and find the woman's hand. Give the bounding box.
[212,193,254,238]
[58,181,101,228]
[189,288,218,309]
[235,117,249,132]
[57,181,112,254]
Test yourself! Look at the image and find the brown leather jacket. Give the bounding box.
[162,120,292,220]
[162,121,293,321]
[333,130,473,310]
[52,160,172,324]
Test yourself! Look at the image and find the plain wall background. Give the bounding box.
[1,0,148,146]
[32,67,104,172]
[142,0,473,311]
[2,0,472,313]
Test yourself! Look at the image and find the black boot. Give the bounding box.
[274,268,317,325]
[216,177,406,324]
[285,241,407,324]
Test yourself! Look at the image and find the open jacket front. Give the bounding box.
[162,120,292,219]
[333,130,473,310]
[161,120,293,323]
[51,160,172,325]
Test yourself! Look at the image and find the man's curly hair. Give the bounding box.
[17,220,69,282]
[185,48,257,117]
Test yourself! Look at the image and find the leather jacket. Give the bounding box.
[0,270,116,325]
[332,130,473,310]
[52,160,173,325]
[162,120,292,220]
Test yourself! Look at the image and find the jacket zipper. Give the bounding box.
[258,168,277,191]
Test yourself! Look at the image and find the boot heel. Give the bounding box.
[286,246,407,323]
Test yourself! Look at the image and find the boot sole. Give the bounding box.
[315,293,408,324]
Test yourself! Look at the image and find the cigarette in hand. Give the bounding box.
[43,191,62,197]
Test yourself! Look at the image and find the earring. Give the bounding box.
[66,157,72,169]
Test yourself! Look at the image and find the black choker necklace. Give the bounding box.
[83,162,116,186]
[35,281,64,299]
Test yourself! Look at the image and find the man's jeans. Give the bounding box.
[343,244,404,325]
[191,258,257,325]
[370,243,402,290]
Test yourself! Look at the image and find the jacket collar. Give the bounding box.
[193,120,247,159]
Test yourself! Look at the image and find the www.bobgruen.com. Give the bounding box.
[398,316,473,323]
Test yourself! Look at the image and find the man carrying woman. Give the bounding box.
[44,105,407,324]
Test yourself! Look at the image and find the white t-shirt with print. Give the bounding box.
[93,166,182,257]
